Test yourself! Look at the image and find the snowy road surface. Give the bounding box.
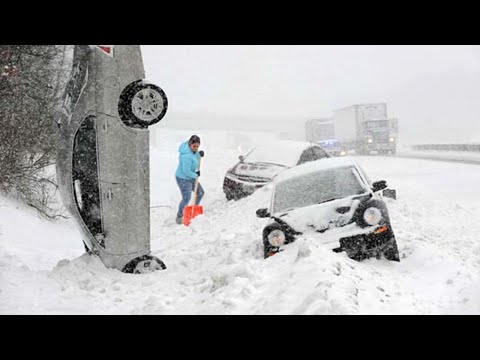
[1,129,480,314]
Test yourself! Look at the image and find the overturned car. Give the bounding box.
[256,157,400,262]
[56,45,168,274]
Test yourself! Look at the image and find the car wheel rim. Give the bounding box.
[132,88,164,122]
[133,259,162,274]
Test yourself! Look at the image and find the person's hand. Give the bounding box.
[196,171,201,177]
[199,150,205,157]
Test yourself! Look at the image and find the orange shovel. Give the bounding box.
[183,156,204,226]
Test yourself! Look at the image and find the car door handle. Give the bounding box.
[105,188,113,201]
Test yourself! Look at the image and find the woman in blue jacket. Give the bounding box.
[175,135,205,224]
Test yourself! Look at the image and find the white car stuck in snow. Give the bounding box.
[256,157,400,261]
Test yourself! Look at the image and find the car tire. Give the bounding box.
[122,255,167,274]
[118,80,168,128]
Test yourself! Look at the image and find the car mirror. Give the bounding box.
[372,180,388,192]
[239,155,245,162]
[256,208,270,218]
[382,189,397,200]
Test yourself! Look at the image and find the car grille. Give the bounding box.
[234,174,270,183]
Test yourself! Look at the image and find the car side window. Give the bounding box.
[72,115,103,237]
[298,148,316,165]
[312,146,329,159]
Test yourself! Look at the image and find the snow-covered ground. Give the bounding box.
[1,128,480,314]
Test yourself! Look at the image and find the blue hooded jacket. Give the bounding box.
[175,141,200,180]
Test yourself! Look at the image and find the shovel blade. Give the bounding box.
[183,205,204,226]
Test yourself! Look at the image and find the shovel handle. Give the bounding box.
[191,156,202,206]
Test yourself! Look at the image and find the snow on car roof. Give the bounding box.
[274,157,358,184]
[245,140,319,167]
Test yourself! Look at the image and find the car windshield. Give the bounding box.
[62,46,90,119]
[272,166,368,214]
[365,120,389,129]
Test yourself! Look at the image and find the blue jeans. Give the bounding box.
[176,177,204,218]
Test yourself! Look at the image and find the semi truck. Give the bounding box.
[333,103,398,155]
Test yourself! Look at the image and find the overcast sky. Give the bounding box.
[142,45,480,144]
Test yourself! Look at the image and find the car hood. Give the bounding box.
[274,195,369,234]
[233,162,287,180]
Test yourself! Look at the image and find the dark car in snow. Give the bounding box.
[223,141,330,201]
[256,157,400,262]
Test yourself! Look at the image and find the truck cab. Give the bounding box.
[363,118,398,154]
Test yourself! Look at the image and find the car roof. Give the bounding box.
[274,157,359,184]
[244,141,323,166]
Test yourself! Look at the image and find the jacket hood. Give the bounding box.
[179,141,192,155]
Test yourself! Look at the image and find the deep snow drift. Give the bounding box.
[1,128,480,314]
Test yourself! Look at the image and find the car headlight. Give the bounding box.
[367,138,373,144]
[340,151,346,156]
[389,137,395,143]
[268,229,286,247]
[363,207,382,226]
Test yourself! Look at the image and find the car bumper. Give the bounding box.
[223,175,268,200]
[338,226,399,261]
[265,224,399,262]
